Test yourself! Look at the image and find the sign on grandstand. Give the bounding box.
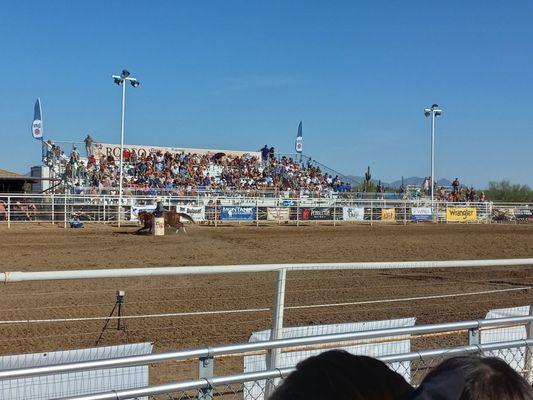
[381,208,396,221]
[0,342,152,400]
[243,318,416,400]
[300,207,332,220]
[411,207,432,221]
[267,207,290,222]
[220,206,256,221]
[93,143,260,159]
[446,207,477,222]
[176,205,205,222]
[342,206,365,221]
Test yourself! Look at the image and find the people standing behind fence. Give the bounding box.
[452,178,460,193]
[269,350,413,400]
[408,355,533,400]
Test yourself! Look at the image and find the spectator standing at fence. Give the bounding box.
[270,350,413,400]
[84,134,95,157]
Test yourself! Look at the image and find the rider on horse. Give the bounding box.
[153,199,165,217]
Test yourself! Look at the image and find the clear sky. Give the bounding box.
[1,1,532,187]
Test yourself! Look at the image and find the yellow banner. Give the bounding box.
[446,207,477,221]
[381,208,396,221]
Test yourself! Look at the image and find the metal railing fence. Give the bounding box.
[1,193,531,227]
[1,259,533,399]
[2,316,533,399]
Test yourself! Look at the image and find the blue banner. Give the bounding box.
[220,206,256,221]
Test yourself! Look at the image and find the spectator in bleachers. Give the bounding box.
[269,350,413,400]
[84,134,95,157]
[409,355,533,400]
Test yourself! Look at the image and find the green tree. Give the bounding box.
[485,180,533,202]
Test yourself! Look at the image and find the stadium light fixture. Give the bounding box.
[424,104,443,204]
[111,69,140,227]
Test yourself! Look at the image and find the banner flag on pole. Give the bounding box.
[32,98,43,140]
[295,121,303,153]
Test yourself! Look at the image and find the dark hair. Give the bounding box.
[409,355,533,400]
[269,350,413,400]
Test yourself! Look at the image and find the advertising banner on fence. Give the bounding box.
[300,207,332,220]
[176,205,205,222]
[267,207,290,221]
[411,207,433,221]
[446,207,477,222]
[514,208,533,222]
[130,204,156,221]
[342,207,365,221]
[220,206,256,221]
[381,208,396,221]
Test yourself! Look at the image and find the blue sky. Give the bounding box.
[1,1,532,187]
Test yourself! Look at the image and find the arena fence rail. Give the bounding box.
[1,258,533,399]
[0,193,531,227]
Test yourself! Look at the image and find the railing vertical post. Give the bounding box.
[198,355,214,400]
[64,195,67,228]
[370,200,373,226]
[7,196,11,228]
[296,199,300,227]
[468,327,480,347]
[525,305,533,383]
[333,200,337,227]
[51,194,55,224]
[266,268,287,397]
[256,197,259,228]
[103,196,106,222]
[404,201,407,225]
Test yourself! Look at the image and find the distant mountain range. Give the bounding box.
[344,175,452,188]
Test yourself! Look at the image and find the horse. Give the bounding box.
[136,210,195,234]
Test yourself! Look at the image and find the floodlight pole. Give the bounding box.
[430,110,435,203]
[118,79,126,227]
[112,70,139,227]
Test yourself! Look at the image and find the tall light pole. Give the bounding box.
[424,104,442,203]
[112,69,140,227]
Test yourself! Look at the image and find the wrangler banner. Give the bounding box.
[267,207,291,221]
[446,207,477,221]
[381,208,396,221]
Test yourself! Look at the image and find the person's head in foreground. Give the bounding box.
[409,355,533,400]
[268,350,413,400]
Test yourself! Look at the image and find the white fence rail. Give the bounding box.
[1,259,533,399]
[0,193,531,227]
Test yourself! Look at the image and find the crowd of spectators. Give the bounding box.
[270,350,533,400]
[45,140,351,195]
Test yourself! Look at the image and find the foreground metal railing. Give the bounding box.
[54,339,533,400]
[1,314,533,400]
[1,314,532,381]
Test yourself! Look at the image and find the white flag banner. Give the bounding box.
[32,98,43,139]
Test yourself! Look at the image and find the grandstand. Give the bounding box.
[36,139,356,196]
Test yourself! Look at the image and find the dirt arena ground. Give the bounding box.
[0,223,532,382]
